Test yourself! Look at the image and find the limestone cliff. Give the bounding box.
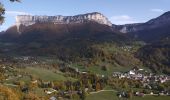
[16,12,112,33]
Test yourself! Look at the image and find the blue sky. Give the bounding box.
[0,0,170,31]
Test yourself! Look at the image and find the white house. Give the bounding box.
[128,70,135,75]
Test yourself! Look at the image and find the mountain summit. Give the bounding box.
[16,12,112,33]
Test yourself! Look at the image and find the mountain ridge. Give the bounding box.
[16,12,112,33]
[112,11,170,42]
[114,11,170,33]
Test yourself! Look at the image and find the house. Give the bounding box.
[50,96,57,100]
[150,92,153,95]
[45,88,57,95]
[139,69,144,71]
[128,70,135,75]
[82,71,87,74]
[31,80,38,84]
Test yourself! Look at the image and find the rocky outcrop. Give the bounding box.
[16,12,112,33]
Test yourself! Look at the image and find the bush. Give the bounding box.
[0,85,21,100]
[72,94,80,100]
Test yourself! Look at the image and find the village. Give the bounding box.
[1,58,170,100]
[112,67,170,96]
[113,67,170,84]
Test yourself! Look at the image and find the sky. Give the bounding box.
[0,0,170,31]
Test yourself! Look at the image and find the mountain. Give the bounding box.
[1,11,170,74]
[5,11,170,43]
[0,12,136,67]
[16,12,112,33]
[114,11,170,42]
[1,12,115,40]
[115,11,170,74]
[1,12,127,43]
[113,11,170,74]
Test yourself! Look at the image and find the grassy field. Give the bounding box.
[19,67,76,81]
[86,91,170,100]
[86,91,118,100]
[71,63,134,76]
[71,63,150,76]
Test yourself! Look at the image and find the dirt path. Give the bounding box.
[90,90,117,94]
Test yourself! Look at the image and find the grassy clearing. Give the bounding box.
[71,63,135,76]
[134,96,170,100]
[20,67,76,81]
[72,64,146,76]
[86,91,117,100]
[86,91,170,100]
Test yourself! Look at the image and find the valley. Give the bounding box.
[0,8,170,100]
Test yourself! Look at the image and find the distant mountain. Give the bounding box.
[114,11,170,42]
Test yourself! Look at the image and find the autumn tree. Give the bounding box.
[128,89,133,99]
[0,85,21,100]
[24,92,42,100]
[95,82,101,91]
[72,93,80,100]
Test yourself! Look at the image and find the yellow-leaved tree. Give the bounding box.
[0,85,21,100]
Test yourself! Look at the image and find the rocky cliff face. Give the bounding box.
[16,12,112,33]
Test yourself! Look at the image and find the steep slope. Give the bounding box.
[136,37,170,74]
[113,11,170,74]
[4,21,129,54]
[0,12,140,68]
[115,11,170,42]
[2,21,127,43]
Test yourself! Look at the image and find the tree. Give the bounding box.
[122,81,129,89]
[157,84,165,91]
[0,0,20,24]
[0,3,5,24]
[128,89,133,99]
[81,87,87,100]
[72,94,80,100]
[95,82,101,91]
[101,65,107,71]
[0,85,21,100]
[24,92,41,100]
